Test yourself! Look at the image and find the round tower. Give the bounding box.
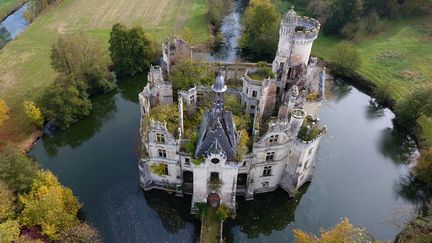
[289,109,306,137]
[272,7,321,79]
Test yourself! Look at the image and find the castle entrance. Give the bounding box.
[207,193,220,208]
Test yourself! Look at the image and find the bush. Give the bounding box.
[331,41,362,72]
[23,101,44,128]
[144,104,179,136]
[294,218,373,242]
[0,99,10,127]
[19,170,81,240]
[372,81,392,107]
[170,58,216,95]
[0,220,20,242]
[0,181,15,222]
[394,85,432,131]
[216,204,229,221]
[413,149,432,184]
[236,130,250,161]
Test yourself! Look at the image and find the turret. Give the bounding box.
[289,109,305,137]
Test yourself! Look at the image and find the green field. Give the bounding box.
[0,0,26,21]
[0,0,210,146]
[311,16,432,146]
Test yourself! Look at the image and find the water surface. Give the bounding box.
[29,78,417,242]
[0,3,29,48]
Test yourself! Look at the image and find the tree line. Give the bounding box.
[0,145,100,241]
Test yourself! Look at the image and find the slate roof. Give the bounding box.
[195,110,237,161]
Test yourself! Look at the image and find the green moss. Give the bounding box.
[149,163,167,176]
[297,118,325,142]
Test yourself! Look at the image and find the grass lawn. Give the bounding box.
[0,0,210,147]
[311,16,432,146]
[201,207,221,243]
[0,0,26,21]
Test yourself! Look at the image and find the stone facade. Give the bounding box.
[139,8,327,214]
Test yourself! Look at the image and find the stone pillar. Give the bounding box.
[178,97,184,137]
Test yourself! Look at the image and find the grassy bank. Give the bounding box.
[0,0,210,147]
[201,207,222,243]
[0,0,26,21]
[311,16,432,147]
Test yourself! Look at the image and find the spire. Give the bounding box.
[212,74,227,93]
[211,74,227,118]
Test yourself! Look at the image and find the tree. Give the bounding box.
[0,145,38,194]
[394,85,432,131]
[307,0,335,26]
[0,220,20,242]
[170,58,215,95]
[293,218,374,242]
[0,99,10,127]
[51,33,114,95]
[60,222,102,243]
[23,101,44,128]
[109,24,155,78]
[332,41,362,72]
[324,0,362,36]
[19,170,81,240]
[413,149,432,184]
[0,181,15,222]
[239,0,280,62]
[41,75,92,129]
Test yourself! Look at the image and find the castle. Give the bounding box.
[138,7,326,214]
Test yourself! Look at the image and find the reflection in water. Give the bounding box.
[0,26,11,48]
[327,79,352,101]
[224,187,308,241]
[397,175,431,206]
[118,74,147,103]
[144,190,200,236]
[366,100,385,119]
[378,128,417,165]
[41,91,118,156]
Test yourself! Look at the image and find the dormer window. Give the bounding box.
[269,135,279,144]
[156,133,165,143]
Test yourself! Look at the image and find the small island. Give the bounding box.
[138,8,327,219]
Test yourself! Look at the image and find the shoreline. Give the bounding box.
[319,58,426,151]
[0,0,27,22]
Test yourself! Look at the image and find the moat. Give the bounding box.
[29,77,417,242]
[26,0,418,242]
